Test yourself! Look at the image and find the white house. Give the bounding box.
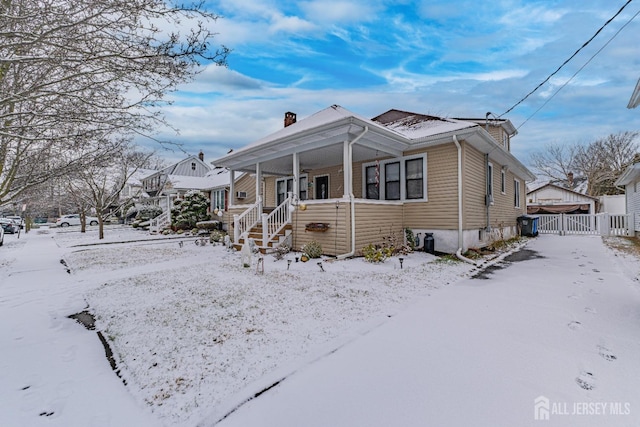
[614,161,640,235]
[527,183,598,215]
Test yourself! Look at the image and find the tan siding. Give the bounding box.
[354,202,404,254]
[290,201,350,256]
[264,176,277,206]
[462,143,488,229]
[232,174,256,205]
[403,144,458,229]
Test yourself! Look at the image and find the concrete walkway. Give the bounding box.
[0,229,156,427]
[213,235,640,427]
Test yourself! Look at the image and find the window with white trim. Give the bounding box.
[487,162,494,204]
[500,168,506,194]
[365,165,379,199]
[363,154,427,201]
[212,189,225,210]
[276,175,307,205]
[405,158,424,199]
[514,179,521,208]
[385,162,401,200]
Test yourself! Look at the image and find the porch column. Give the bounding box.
[229,170,236,207]
[342,140,350,198]
[292,152,299,200]
[255,162,262,208]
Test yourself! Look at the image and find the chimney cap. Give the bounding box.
[284,111,297,127]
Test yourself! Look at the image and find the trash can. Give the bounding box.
[423,232,435,254]
[517,215,539,237]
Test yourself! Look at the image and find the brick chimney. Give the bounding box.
[284,112,297,127]
[567,172,574,188]
[198,151,204,162]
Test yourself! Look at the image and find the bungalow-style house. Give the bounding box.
[527,182,599,215]
[614,159,640,235]
[211,105,535,255]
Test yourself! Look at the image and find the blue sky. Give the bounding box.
[155,0,640,170]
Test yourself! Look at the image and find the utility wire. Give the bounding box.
[499,0,634,117]
[516,7,640,130]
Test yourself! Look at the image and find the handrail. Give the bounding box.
[233,199,262,243]
[263,195,292,245]
[149,211,169,233]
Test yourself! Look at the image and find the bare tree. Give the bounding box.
[574,131,639,196]
[529,142,578,183]
[0,0,228,206]
[66,142,153,239]
[530,132,639,196]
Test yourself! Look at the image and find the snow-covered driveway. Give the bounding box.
[214,235,640,427]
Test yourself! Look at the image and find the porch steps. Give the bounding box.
[233,224,293,253]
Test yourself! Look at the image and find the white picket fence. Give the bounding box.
[537,213,631,236]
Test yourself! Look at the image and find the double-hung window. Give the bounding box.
[514,179,521,208]
[276,175,308,205]
[212,189,225,210]
[363,155,426,201]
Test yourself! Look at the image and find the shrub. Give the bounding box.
[302,240,323,258]
[362,243,393,263]
[405,228,416,250]
[209,230,225,243]
[196,220,221,231]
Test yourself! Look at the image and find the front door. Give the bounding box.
[315,175,329,199]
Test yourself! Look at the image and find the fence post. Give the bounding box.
[233,214,239,243]
[262,213,268,248]
[600,213,609,236]
[560,213,566,235]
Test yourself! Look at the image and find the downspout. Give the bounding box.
[452,135,478,265]
[337,125,369,259]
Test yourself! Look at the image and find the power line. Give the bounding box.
[499,0,634,118]
[516,7,640,131]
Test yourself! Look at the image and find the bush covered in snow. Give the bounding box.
[170,191,211,230]
[126,204,162,221]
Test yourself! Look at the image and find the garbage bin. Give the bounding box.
[517,215,539,237]
[423,232,435,254]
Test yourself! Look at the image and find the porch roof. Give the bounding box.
[212,105,535,181]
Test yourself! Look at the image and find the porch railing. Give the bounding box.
[233,199,262,243]
[262,194,292,246]
[149,211,169,233]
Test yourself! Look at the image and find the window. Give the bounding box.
[276,175,308,205]
[191,162,196,170]
[212,189,225,210]
[502,133,509,149]
[487,162,494,204]
[500,168,506,194]
[405,158,423,199]
[514,179,521,208]
[362,155,426,201]
[385,162,401,200]
[365,165,379,200]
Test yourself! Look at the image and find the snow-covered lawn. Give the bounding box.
[59,227,483,425]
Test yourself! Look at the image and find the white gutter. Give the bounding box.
[452,135,478,266]
[337,126,369,260]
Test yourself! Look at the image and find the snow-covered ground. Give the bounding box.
[1,226,639,427]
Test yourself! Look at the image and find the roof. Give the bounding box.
[526,182,598,200]
[167,168,239,191]
[451,116,518,136]
[212,105,535,181]
[614,162,640,186]
[628,78,640,109]
[146,155,210,179]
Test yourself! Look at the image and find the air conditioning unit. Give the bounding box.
[236,191,247,199]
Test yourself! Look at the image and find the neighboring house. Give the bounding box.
[141,152,211,212]
[614,160,640,235]
[211,105,536,255]
[527,183,599,215]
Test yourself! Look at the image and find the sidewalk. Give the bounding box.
[213,235,640,427]
[0,230,157,427]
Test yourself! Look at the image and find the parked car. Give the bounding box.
[5,216,24,229]
[55,214,99,227]
[0,218,19,234]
